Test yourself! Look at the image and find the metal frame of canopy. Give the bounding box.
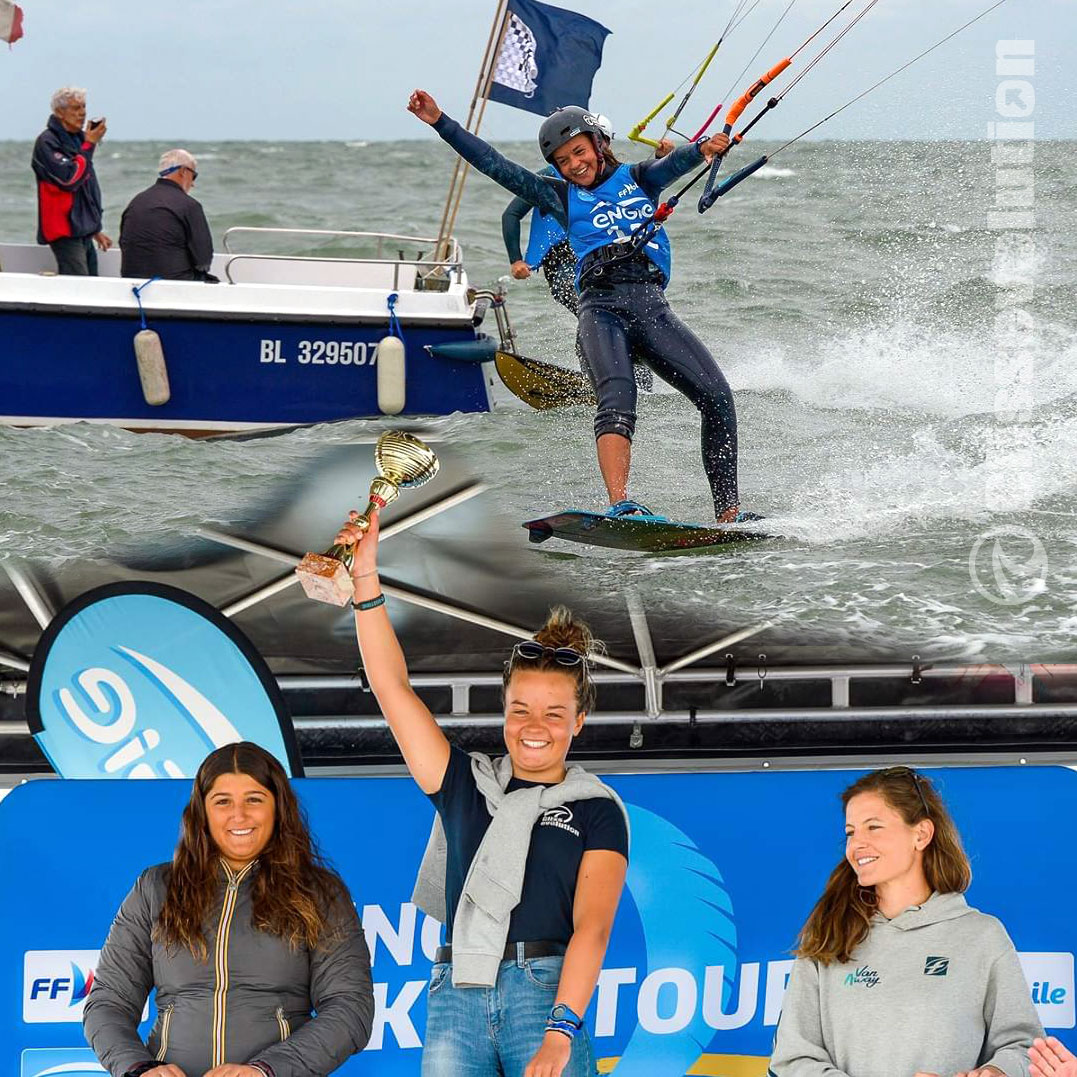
[2,528,1076,759]
[0,435,1075,771]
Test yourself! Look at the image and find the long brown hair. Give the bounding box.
[156,742,350,958]
[796,768,972,966]
[600,144,620,170]
[502,605,601,713]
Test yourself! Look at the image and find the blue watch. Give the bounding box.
[548,1003,583,1028]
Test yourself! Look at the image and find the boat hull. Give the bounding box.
[0,237,495,434]
[0,308,493,433]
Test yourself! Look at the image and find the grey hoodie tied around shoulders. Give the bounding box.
[770,891,1043,1077]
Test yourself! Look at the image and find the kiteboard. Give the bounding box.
[523,509,770,553]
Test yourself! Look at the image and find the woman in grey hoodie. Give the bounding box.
[334,510,629,1077]
[770,767,1042,1077]
[83,741,374,1077]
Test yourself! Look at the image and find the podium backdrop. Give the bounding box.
[4,766,1075,1077]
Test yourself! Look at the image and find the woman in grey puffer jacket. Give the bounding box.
[83,742,374,1077]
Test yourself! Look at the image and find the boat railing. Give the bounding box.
[221,227,464,289]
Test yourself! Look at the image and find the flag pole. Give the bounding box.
[442,11,512,253]
[434,0,510,262]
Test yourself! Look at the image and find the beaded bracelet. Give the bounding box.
[545,1018,579,1040]
[352,594,385,612]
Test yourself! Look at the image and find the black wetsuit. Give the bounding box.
[502,193,654,391]
[438,113,738,516]
[119,178,215,281]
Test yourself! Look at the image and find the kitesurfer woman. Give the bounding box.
[335,509,629,1077]
[770,767,1042,1077]
[501,115,667,395]
[411,89,753,524]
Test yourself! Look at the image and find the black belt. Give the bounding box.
[435,940,567,964]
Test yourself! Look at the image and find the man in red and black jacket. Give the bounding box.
[31,86,112,275]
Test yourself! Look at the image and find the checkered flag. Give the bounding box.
[486,0,610,117]
[493,14,539,97]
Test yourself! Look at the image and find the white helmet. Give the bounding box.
[593,114,614,142]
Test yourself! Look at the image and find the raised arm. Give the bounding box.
[631,132,730,201]
[32,127,100,191]
[334,512,450,793]
[408,89,567,225]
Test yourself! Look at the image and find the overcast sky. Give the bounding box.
[1,0,1072,142]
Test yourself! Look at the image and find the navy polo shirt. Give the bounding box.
[429,746,629,943]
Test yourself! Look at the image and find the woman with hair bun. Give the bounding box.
[770,767,1042,1077]
[335,511,629,1077]
[83,741,374,1077]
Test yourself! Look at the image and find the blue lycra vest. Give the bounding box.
[567,163,671,286]
[525,209,568,269]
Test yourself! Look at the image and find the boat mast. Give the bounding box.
[434,0,511,263]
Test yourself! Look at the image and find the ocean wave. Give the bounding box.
[774,409,1077,548]
[733,318,1077,417]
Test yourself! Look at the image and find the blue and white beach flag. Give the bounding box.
[487,0,610,117]
[27,583,302,779]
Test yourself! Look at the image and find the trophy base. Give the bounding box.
[295,553,354,607]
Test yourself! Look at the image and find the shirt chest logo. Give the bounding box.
[843,965,881,988]
[539,806,580,837]
[924,956,950,976]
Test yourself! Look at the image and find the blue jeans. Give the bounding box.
[422,950,596,1077]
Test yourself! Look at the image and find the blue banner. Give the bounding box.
[3,767,1074,1074]
[487,0,610,117]
[26,583,302,779]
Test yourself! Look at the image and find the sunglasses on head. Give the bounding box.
[510,640,586,667]
[881,766,931,818]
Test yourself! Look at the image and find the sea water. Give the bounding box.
[0,138,1074,660]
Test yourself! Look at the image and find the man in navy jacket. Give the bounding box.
[31,86,112,275]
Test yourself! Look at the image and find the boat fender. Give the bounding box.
[130,277,170,406]
[376,335,406,415]
[377,291,407,415]
[133,328,171,406]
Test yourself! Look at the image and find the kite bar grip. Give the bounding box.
[725,57,792,127]
[689,102,723,142]
[628,92,675,143]
[698,154,769,212]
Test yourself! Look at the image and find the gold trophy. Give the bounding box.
[295,431,440,605]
